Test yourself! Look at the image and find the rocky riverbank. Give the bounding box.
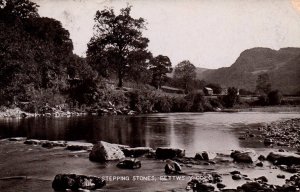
[238,118,300,149]
[1,104,299,119]
[0,104,138,118]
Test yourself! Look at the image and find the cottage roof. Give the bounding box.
[204,87,213,91]
[161,86,183,91]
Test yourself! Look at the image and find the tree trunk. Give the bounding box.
[118,71,123,87]
[118,78,123,87]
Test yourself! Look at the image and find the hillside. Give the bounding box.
[200,47,300,95]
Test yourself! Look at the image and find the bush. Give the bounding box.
[184,91,213,112]
[208,98,222,109]
[171,97,191,112]
[128,90,155,113]
[256,94,268,106]
[153,96,172,112]
[268,90,282,105]
[21,88,67,113]
[222,87,239,108]
[103,89,128,108]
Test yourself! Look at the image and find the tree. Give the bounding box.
[173,60,196,93]
[256,73,271,95]
[222,87,239,108]
[268,90,282,105]
[127,51,152,85]
[206,83,222,94]
[0,1,74,104]
[150,55,172,89]
[87,6,150,87]
[0,0,39,20]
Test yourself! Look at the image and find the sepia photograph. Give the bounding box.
[0,0,300,191]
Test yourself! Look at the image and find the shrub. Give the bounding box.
[103,89,128,108]
[256,94,268,106]
[171,97,191,112]
[208,98,222,109]
[268,90,283,105]
[153,96,172,112]
[184,91,213,112]
[222,87,239,108]
[21,88,67,113]
[128,90,155,113]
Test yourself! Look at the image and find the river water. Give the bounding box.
[0,112,299,156]
[1,112,300,191]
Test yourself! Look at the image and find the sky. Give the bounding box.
[33,0,300,69]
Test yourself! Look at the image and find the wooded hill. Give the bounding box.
[197,47,300,95]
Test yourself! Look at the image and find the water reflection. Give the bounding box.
[0,112,299,156]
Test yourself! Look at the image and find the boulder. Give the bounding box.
[187,179,215,192]
[89,141,125,162]
[24,139,41,145]
[277,174,285,179]
[254,176,268,183]
[217,183,226,189]
[41,141,67,149]
[156,147,185,159]
[66,142,93,151]
[230,170,240,175]
[122,147,153,157]
[239,182,263,192]
[52,174,106,191]
[8,137,27,141]
[232,174,242,180]
[164,159,182,174]
[258,155,266,161]
[264,138,274,146]
[267,152,300,166]
[195,151,216,161]
[231,150,258,163]
[116,158,141,169]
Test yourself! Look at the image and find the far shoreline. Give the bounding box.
[0,105,300,119]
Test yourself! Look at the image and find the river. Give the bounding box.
[0,112,299,155]
[0,112,300,191]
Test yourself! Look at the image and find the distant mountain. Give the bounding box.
[199,47,300,94]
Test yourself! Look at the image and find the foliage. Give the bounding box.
[153,96,173,112]
[0,0,39,20]
[222,87,240,108]
[194,79,207,90]
[208,98,222,108]
[173,60,196,93]
[239,88,254,96]
[256,73,271,95]
[150,55,172,89]
[67,55,102,105]
[128,89,155,113]
[206,83,222,94]
[185,91,213,112]
[87,6,151,87]
[171,97,191,112]
[0,2,74,104]
[268,90,283,105]
[22,88,67,113]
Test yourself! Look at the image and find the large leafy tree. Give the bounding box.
[87,6,150,87]
[0,0,39,20]
[0,0,74,104]
[150,55,172,89]
[173,60,196,93]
